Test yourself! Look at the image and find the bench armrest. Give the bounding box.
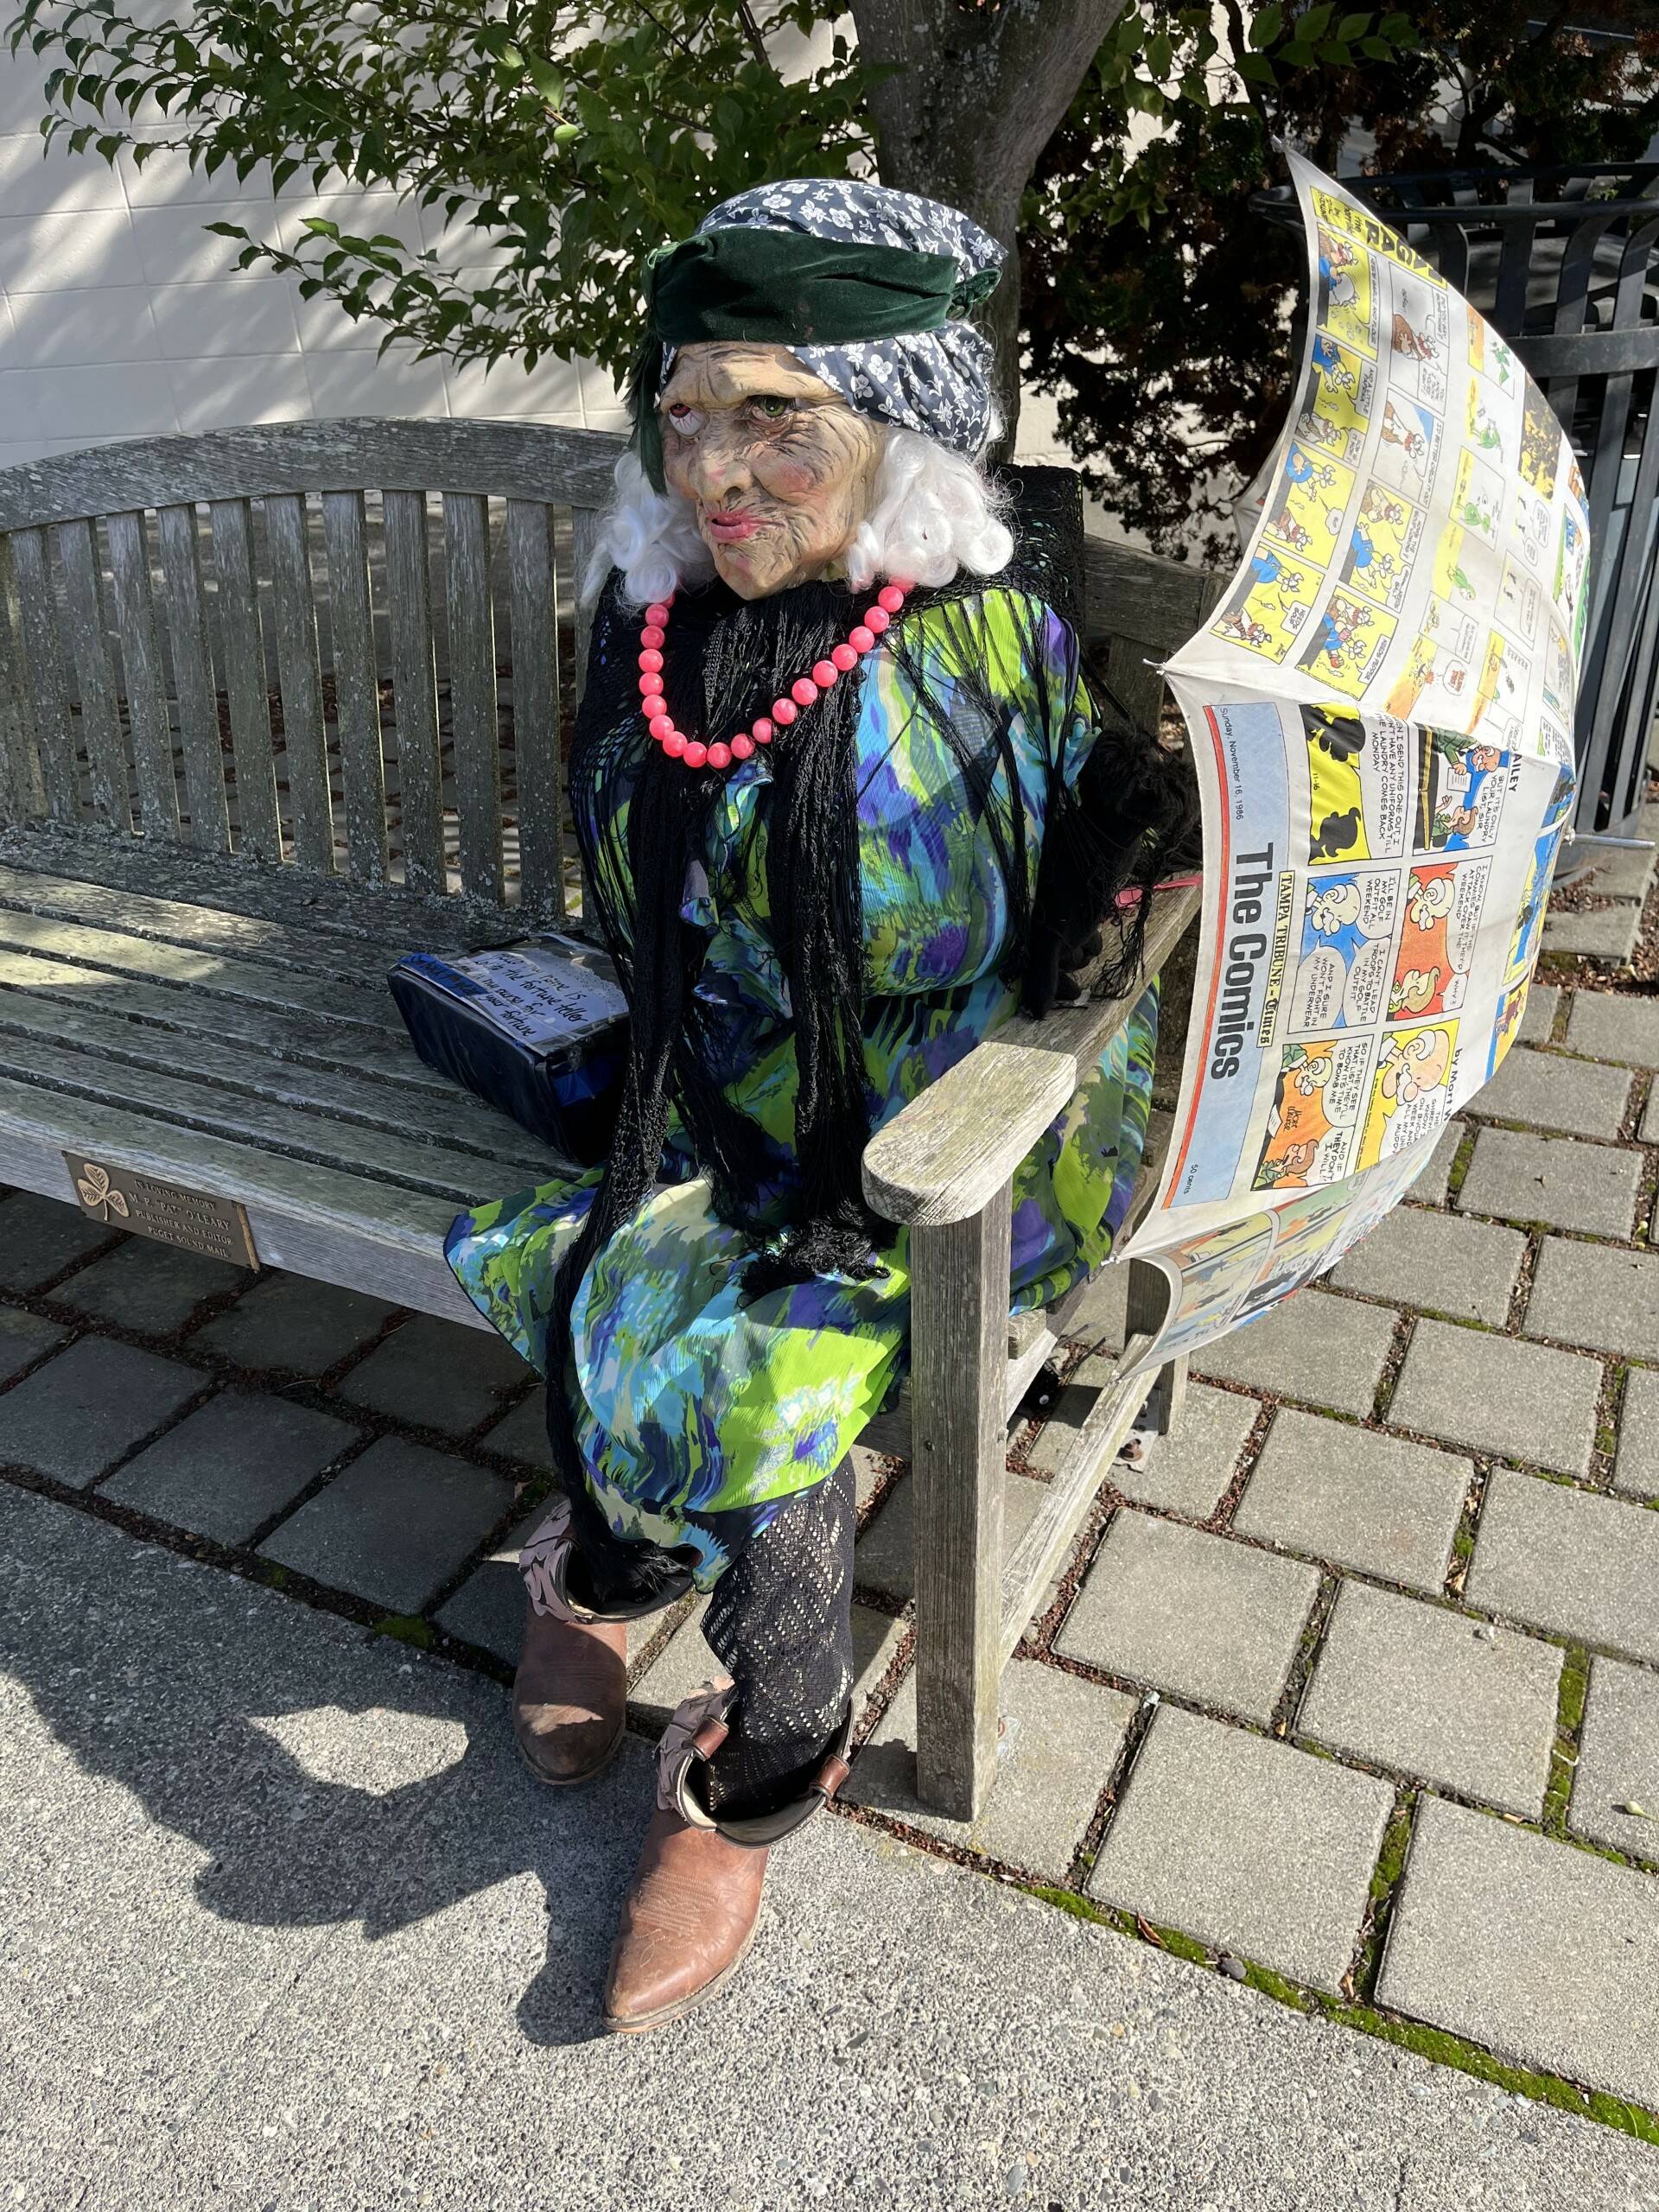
[860,884,1202,1229]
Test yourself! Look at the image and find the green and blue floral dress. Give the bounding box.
[445,586,1157,1589]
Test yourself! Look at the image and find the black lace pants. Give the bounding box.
[567,1456,857,1822]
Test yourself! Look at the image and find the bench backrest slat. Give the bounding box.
[208,495,283,863]
[156,502,232,855]
[264,491,334,873]
[382,487,445,898]
[321,488,389,885]
[54,518,126,833]
[506,495,564,917]
[105,510,178,841]
[0,419,1218,925]
[10,528,76,824]
[442,490,503,905]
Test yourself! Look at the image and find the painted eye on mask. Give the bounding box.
[664,404,706,436]
[747,396,796,420]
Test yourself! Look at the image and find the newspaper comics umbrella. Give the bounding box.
[1112,155,1589,1381]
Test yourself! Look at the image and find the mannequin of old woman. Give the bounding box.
[443,177,1188,2035]
[658,342,885,600]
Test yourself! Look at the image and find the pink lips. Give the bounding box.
[705,510,764,543]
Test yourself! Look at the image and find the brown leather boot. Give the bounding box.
[511,1497,674,1788]
[602,1681,853,2034]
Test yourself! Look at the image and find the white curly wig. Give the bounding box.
[583,424,1016,610]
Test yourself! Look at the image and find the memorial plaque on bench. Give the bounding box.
[62,1153,261,1268]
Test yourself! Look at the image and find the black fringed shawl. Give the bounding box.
[546,482,1196,1592]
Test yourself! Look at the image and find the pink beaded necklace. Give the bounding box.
[637,580,912,772]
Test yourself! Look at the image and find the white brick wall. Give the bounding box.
[0,43,630,466]
[0,41,1072,471]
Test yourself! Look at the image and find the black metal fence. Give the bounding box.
[1262,163,1659,845]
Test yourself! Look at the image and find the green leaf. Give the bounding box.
[1249,4,1283,48]
[1336,11,1370,37]
[1296,2,1334,36]
[521,51,563,107]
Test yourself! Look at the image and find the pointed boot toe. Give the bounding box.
[602,1808,769,2033]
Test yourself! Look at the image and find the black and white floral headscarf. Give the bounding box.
[671,178,1006,459]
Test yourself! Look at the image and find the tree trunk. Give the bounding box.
[849,0,1129,454]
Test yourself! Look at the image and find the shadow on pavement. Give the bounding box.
[0,1484,652,2047]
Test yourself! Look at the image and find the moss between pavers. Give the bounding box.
[1543,1645,1590,1837]
[1016,1877,1659,2147]
[1444,1130,1479,1202]
[371,1612,436,1650]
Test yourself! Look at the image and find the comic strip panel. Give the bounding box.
[1412,729,1508,855]
[1452,447,1507,550]
[1389,857,1491,1021]
[1262,442,1355,569]
[1554,508,1591,657]
[1288,868,1399,1032]
[1297,589,1398,699]
[1374,396,1440,501]
[1298,335,1376,465]
[1461,371,1521,474]
[1254,1033,1375,1192]
[1467,315,1521,404]
[1385,270,1451,410]
[1300,707,1414,865]
[1358,1018,1459,1166]
[1501,760,1576,995]
[1210,550,1325,666]
[1316,225,1380,358]
[1520,388,1560,499]
[1338,483,1426,614]
[1496,556,1543,645]
[1469,632,1534,752]
[1512,481,1554,575]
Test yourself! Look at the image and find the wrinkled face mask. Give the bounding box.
[659,341,882,601]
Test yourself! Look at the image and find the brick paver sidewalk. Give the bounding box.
[3,823,1659,2152]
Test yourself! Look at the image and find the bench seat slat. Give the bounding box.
[0,1071,488,1328]
[0,981,556,1174]
[0,861,423,978]
[0,906,409,1031]
[155,503,232,854]
[0,944,461,1094]
[8,1030,526,1205]
[0,826,527,950]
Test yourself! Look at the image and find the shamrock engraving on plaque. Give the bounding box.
[63,1153,260,1268]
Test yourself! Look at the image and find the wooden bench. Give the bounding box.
[0,418,1210,1819]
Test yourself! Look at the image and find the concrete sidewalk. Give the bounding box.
[3,1481,1656,2212]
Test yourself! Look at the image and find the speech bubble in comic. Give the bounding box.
[1360,1020,1459,1165]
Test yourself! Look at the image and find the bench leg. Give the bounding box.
[1142,1353,1189,1435]
[909,1188,1010,1822]
[1126,1258,1188,1435]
